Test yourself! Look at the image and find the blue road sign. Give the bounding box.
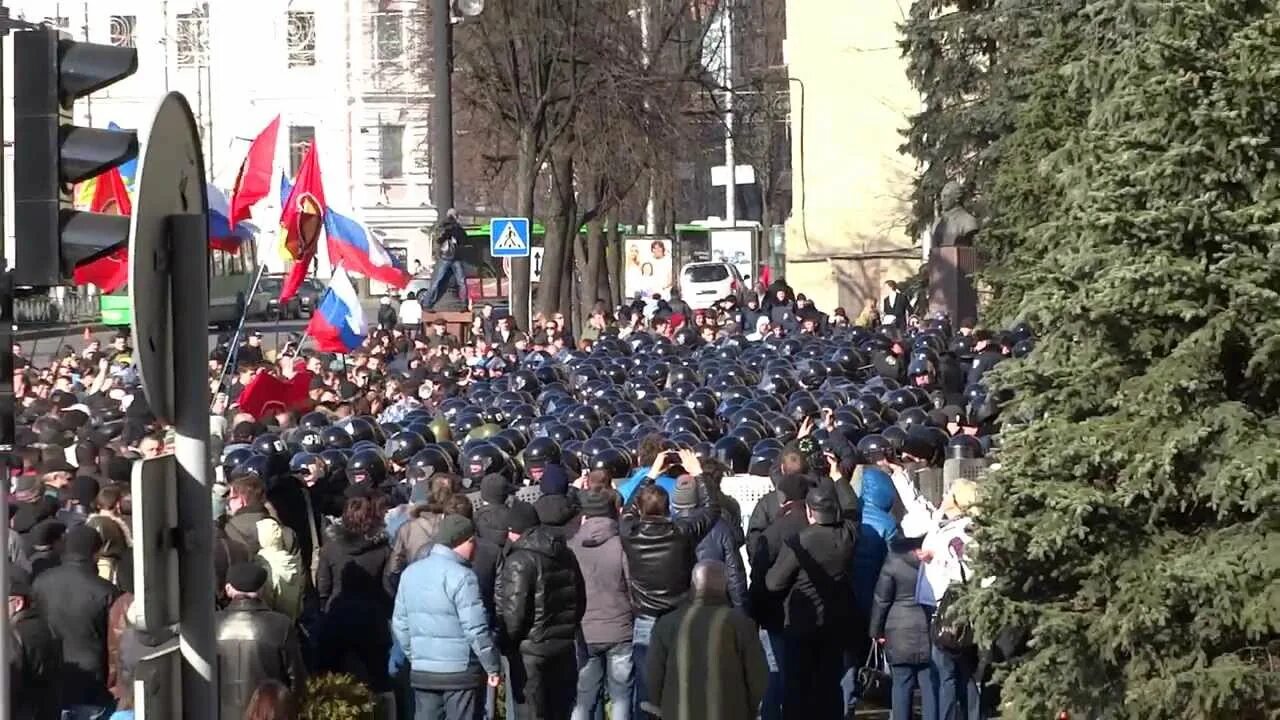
[490,217,530,258]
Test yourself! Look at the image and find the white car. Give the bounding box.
[680,262,746,310]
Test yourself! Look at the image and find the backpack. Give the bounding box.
[932,561,974,652]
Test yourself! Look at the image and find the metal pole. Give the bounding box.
[212,263,265,397]
[431,0,454,212]
[169,214,216,719]
[722,0,736,227]
[0,16,12,713]
[641,0,657,234]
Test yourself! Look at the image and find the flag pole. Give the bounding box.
[212,263,266,398]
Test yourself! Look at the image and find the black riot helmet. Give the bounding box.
[299,411,331,430]
[711,435,751,474]
[231,454,273,481]
[946,434,984,460]
[857,433,892,463]
[464,443,513,484]
[901,426,943,465]
[409,446,455,478]
[222,446,254,479]
[251,434,291,477]
[386,431,428,466]
[524,436,563,472]
[297,427,325,455]
[347,449,388,486]
[348,417,378,444]
[289,451,323,479]
[590,447,633,480]
[318,449,349,481]
[748,446,781,477]
[322,426,353,450]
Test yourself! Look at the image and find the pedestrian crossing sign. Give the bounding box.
[490,217,530,258]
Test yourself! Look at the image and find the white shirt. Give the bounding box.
[398,301,422,326]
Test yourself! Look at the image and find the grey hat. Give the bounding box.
[435,514,476,549]
[671,475,699,511]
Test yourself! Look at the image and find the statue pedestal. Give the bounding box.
[928,246,979,323]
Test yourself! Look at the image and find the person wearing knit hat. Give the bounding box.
[9,563,62,720]
[435,514,477,549]
[216,561,308,720]
[391,508,501,718]
[475,474,512,546]
[506,500,540,539]
[533,464,579,536]
[669,474,700,512]
[30,522,120,713]
[495,497,586,719]
[764,476,857,717]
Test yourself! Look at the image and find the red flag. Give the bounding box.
[278,141,326,302]
[235,366,314,420]
[71,168,132,292]
[228,116,280,226]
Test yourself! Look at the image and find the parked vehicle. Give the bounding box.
[680,261,747,310]
[258,275,304,320]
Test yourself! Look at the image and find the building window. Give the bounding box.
[373,11,405,62]
[379,125,405,179]
[288,11,317,67]
[109,15,137,48]
[176,11,209,67]
[289,126,315,176]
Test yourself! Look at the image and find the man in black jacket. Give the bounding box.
[495,502,586,720]
[474,473,512,547]
[619,449,720,718]
[10,566,63,720]
[31,524,120,716]
[766,478,858,718]
[747,473,811,720]
[216,563,308,720]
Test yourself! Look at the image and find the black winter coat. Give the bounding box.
[620,481,720,618]
[765,520,857,636]
[747,501,809,631]
[533,493,581,538]
[316,526,392,612]
[495,526,587,658]
[869,548,933,665]
[216,598,308,720]
[30,556,120,706]
[314,530,394,694]
[474,501,511,547]
[10,606,62,720]
[693,517,748,609]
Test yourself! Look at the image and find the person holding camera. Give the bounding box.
[618,450,720,718]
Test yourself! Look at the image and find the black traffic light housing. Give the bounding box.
[13,28,138,287]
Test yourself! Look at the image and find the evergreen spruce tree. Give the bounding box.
[899,0,1001,239]
[963,1,1280,717]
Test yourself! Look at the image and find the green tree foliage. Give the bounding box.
[899,0,1002,240]
[961,1,1280,717]
[300,673,376,719]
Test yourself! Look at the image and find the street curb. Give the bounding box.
[16,323,113,341]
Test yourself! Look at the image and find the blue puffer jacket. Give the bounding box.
[853,468,899,617]
[616,468,678,505]
[392,544,500,676]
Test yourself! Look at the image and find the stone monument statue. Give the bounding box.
[931,181,979,247]
[928,181,980,321]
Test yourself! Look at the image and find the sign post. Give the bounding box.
[491,217,530,316]
[128,91,215,720]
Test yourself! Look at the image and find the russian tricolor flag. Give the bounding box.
[305,269,367,353]
[207,183,258,253]
[324,209,410,289]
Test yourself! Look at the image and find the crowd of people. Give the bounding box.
[8,276,1030,720]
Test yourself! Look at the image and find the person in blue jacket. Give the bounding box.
[391,514,501,720]
[616,434,679,504]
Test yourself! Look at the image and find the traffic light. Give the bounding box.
[13,28,138,287]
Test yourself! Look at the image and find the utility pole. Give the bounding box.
[722,0,737,227]
[431,0,454,213]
